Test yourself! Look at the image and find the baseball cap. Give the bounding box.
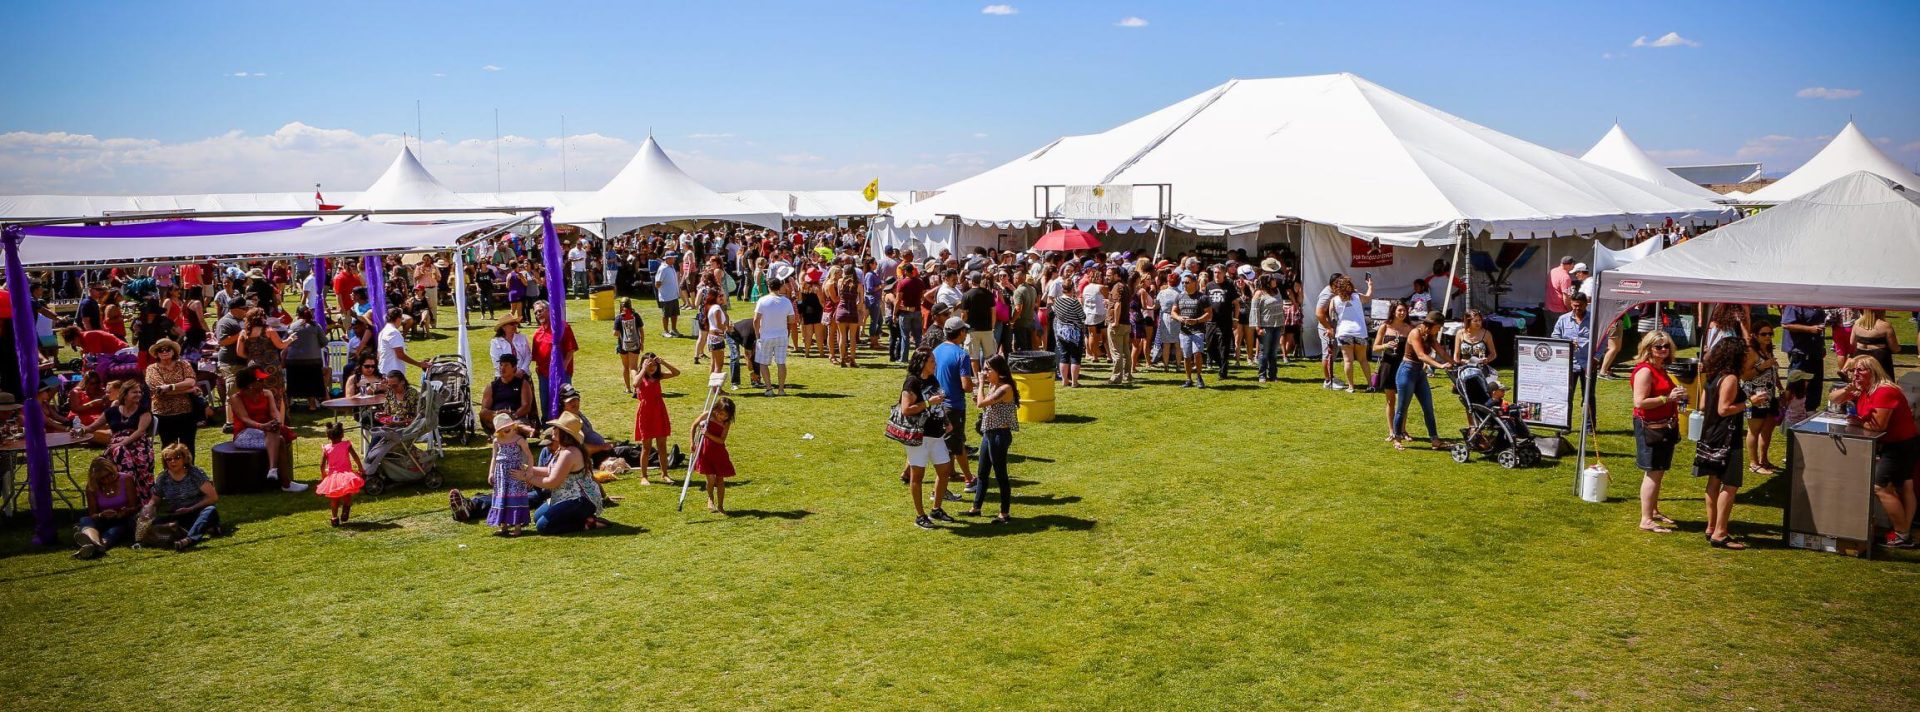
[1572,262,1590,273]
[559,383,582,402]
[943,316,969,332]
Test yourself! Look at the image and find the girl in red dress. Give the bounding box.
[630,353,680,485]
[692,396,736,514]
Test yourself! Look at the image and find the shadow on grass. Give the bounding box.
[1005,454,1053,464]
[1203,383,1261,392]
[572,519,648,537]
[1010,493,1081,506]
[725,508,812,520]
[338,520,402,532]
[1050,414,1098,425]
[946,513,1096,538]
[786,392,851,399]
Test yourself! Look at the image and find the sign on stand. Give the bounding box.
[1514,336,1574,430]
[1061,184,1134,220]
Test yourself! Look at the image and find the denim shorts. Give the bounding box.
[1179,332,1205,358]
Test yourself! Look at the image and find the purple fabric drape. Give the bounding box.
[363,255,386,331]
[20,217,312,238]
[3,226,56,545]
[308,257,327,334]
[540,210,568,420]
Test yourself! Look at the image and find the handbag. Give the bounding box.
[885,405,925,446]
[1640,416,1678,447]
[1692,412,1737,469]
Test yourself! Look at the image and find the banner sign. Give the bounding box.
[1061,184,1134,220]
[1349,237,1394,267]
[1514,336,1574,430]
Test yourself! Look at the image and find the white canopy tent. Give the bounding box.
[1743,122,1920,204]
[1579,124,1730,203]
[1595,171,1920,329]
[14,217,514,266]
[555,136,782,236]
[882,73,1729,248]
[337,146,494,219]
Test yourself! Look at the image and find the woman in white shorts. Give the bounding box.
[899,346,957,529]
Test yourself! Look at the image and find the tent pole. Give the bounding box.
[3,226,56,545]
[1440,223,1466,318]
[452,249,472,375]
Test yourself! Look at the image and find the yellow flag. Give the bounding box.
[862,178,879,202]
[876,200,897,209]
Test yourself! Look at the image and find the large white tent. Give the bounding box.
[0,192,351,220]
[883,73,1729,250]
[1743,122,1920,204]
[337,146,490,218]
[554,136,781,235]
[1578,124,1729,202]
[724,189,909,220]
[1596,170,1920,328]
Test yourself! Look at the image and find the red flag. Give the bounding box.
[315,186,341,211]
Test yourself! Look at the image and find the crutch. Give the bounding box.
[677,370,727,511]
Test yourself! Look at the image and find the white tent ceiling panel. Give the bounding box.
[16,218,514,267]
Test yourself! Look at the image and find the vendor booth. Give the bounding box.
[1,206,576,546]
[1590,171,1920,551]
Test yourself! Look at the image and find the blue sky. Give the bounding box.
[2,0,1916,194]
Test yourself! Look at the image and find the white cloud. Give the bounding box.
[1631,32,1698,48]
[1116,16,1148,28]
[431,72,446,78]
[481,64,502,72]
[1795,86,1862,100]
[0,123,967,194]
[981,4,1016,15]
[686,132,735,140]
[230,72,267,78]
[1600,52,1618,60]
[972,132,989,139]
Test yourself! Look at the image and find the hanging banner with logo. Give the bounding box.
[1350,236,1394,267]
[1061,184,1134,220]
[1514,336,1574,429]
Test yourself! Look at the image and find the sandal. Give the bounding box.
[1639,524,1673,534]
[1709,536,1748,550]
[1652,513,1676,526]
[1392,440,1406,451]
[991,514,1011,524]
[961,509,982,517]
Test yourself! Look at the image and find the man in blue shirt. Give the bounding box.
[932,317,977,494]
[1779,304,1828,409]
[1552,293,1599,431]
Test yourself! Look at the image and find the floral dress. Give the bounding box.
[487,439,531,527]
[104,406,155,503]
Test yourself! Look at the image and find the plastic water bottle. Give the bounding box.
[1686,409,1704,442]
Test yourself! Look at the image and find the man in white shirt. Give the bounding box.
[655,255,682,338]
[753,277,798,396]
[567,242,589,298]
[377,307,427,378]
[934,270,963,308]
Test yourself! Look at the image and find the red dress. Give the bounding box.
[633,378,671,439]
[690,418,734,478]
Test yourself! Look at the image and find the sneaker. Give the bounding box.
[449,489,471,522]
[1321,379,1334,389]
[265,468,279,482]
[1181,380,1194,388]
[1331,379,1348,390]
[284,481,310,493]
[929,508,956,523]
[1196,378,1207,389]
[1597,372,1622,381]
[942,491,965,503]
[1887,531,1916,549]
[914,515,936,529]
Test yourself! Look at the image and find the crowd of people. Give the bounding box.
[5,221,1913,554]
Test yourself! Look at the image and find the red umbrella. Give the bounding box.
[1033,228,1101,252]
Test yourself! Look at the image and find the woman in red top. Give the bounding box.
[1629,330,1686,533]
[530,302,577,418]
[1829,355,1918,548]
[61,326,127,356]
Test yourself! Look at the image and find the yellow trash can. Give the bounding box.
[589,287,616,321]
[1013,370,1055,423]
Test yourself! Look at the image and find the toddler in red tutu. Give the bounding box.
[315,422,364,526]
[691,396,736,514]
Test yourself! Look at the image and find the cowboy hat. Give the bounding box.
[246,268,266,280]
[1261,257,1283,273]
[492,412,518,432]
[545,411,586,445]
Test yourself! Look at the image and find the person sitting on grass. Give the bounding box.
[72,457,136,560]
[514,412,607,534]
[152,443,220,552]
[479,353,535,428]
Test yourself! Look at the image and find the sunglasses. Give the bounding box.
[1651,344,1671,351]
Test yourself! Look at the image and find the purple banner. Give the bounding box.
[22,217,312,238]
[3,226,57,545]
[308,257,328,334]
[363,255,386,332]
[540,210,568,420]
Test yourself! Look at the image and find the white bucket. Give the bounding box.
[1580,464,1610,503]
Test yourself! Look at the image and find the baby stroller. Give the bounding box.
[361,381,445,494]
[425,354,477,445]
[1448,365,1540,469]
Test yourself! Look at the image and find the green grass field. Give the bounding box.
[2,303,1916,710]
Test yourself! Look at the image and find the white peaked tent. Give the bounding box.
[1595,171,1920,330]
[556,136,781,236]
[339,145,490,219]
[1744,122,1920,204]
[885,73,1728,248]
[1579,124,1729,202]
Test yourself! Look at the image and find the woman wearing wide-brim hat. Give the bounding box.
[514,411,607,534]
